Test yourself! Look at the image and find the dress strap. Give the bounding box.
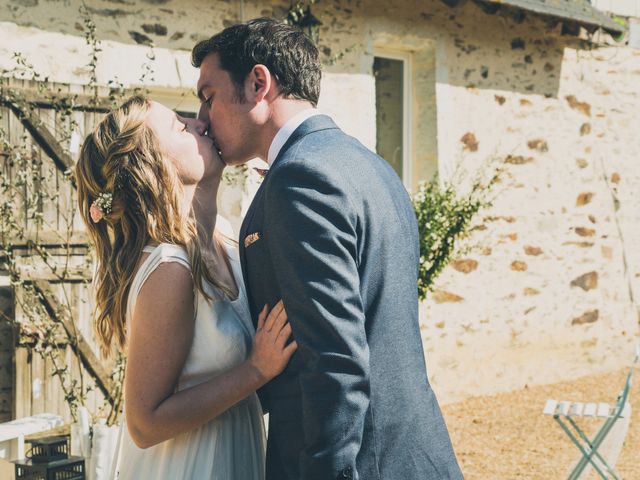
[126,244,192,323]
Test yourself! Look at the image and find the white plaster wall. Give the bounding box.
[0,21,199,91]
[592,0,640,18]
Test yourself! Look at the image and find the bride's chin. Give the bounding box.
[212,158,226,178]
[206,164,225,185]
[214,153,226,169]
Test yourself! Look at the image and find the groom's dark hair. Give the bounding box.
[192,18,321,107]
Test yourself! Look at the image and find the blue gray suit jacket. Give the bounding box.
[239,115,463,480]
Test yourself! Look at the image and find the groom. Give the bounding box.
[193,18,462,480]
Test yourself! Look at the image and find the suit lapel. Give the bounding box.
[239,114,340,322]
[239,181,266,307]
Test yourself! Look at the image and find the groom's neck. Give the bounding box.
[258,99,314,160]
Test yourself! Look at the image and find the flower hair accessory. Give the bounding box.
[89,192,113,223]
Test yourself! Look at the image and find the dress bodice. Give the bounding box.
[126,240,255,389]
[114,235,266,480]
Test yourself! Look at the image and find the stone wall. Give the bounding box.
[411,7,640,402]
[0,0,638,403]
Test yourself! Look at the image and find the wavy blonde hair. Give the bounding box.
[76,95,225,357]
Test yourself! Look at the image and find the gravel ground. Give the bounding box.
[8,368,636,479]
[442,368,639,479]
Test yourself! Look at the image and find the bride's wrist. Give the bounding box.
[243,359,269,389]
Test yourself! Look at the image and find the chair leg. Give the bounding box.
[554,416,614,480]
[564,416,620,480]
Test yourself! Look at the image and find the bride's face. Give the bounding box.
[146,101,222,186]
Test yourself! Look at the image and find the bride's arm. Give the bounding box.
[124,261,296,449]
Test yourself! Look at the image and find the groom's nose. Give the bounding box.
[193,117,209,136]
[196,103,211,134]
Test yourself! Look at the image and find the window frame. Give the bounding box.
[373,48,413,189]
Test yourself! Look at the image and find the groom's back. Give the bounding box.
[313,126,459,479]
[255,118,462,480]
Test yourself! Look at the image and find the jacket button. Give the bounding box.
[340,466,353,479]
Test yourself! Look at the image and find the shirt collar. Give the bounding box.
[267,108,320,166]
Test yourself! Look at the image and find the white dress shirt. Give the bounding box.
[266,108,321,167]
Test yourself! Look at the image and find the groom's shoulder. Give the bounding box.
[268,117,391,188]
[284,126,377,169]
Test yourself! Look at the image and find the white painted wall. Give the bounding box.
[592,0,640,18]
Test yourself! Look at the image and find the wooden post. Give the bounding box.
[5,100,76,183]
[0,288,15,424]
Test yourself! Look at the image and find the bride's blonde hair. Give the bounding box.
[75,95,225,357]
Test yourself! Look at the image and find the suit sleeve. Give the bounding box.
[264,160,369,480]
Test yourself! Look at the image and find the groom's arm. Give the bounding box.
[264,160,368,480]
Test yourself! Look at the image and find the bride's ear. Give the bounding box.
[246,64,272,103]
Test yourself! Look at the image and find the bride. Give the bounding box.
[75,95,297,479]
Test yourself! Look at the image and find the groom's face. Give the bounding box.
[197,53,257,166]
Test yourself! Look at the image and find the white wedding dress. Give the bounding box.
[111,239,266,480]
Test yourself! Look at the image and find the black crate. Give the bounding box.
[28,436,69,463]
[14,456,85,480]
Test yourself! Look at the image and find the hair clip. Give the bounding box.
[90,192,113,223]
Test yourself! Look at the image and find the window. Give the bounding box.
[373,50,412,187]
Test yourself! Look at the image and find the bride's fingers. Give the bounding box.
[257,304,268,331]
[284,340,298,357]
[264,300,284,332]
[270,306,288,334]
[275,323,292,347]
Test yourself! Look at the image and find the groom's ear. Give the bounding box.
[246,64,273,103]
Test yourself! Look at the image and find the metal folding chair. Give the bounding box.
[543,344,639,479]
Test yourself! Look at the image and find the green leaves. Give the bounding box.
[413,167,501,301]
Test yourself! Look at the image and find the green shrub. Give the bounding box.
[413,166,501,301]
